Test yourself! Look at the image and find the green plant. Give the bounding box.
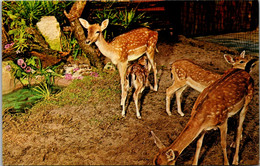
[9,56,62,88]
[2,88,43,114]
[5,12,33,53]
[32,82,51,100]
[117,8,149,30]
[93,3,150,40]
[2,1,72,53]
[61,31,84,60]
[70,37,83,59]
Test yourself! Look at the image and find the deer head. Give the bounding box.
[151,131,178,165]
[137,56,151,72]
[224,50,257,72]
[79,18,109,45]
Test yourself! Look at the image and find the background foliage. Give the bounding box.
[2,1,73,53]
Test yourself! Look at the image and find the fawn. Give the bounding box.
[122,56,153,119]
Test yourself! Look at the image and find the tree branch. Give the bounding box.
[64,1,103,69]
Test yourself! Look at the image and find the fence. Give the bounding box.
[85,0,259,37]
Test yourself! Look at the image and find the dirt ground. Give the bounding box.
[3,33,259,165]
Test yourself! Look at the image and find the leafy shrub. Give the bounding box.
[9,56,62,87]
[2,1,72,53]
[92,3,151,40]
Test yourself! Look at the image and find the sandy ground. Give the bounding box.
[3,33,259,165]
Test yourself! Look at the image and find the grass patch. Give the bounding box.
[30,70,121,113]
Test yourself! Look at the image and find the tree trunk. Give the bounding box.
[64,1,103,69]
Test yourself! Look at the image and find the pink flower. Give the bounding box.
[17,59,24,66]
[21,62,27,69]
[4,44,10,49]
[4,43,14,49]
[65,73,73,80]
[77,76,83,80]
[5,65,11,71]
[90,72,99,77]
[25,66,31,73]
[73,67,79,72]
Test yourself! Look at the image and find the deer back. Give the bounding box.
[110,28,158,61]
[126,58,149,89]
[171,59,221,86]
[191,68,254,125]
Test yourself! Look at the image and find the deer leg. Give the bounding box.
[219,120,229,165]
[175,85,188,117]
[133,85,142,119]
[121,79,129,118]
[118,62,128,106]
[232,105,248,165]
[166,81,186,116]
[146,51,157,91]
[192,131,206,165]
[232,84,253,165]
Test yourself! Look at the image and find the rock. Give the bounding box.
[36,16,62,51]
[104,62,116,71]
[2,61,23,95]
[55,77,73,87]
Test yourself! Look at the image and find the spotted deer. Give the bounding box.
[79,18,158,108]
[166,50,251,117]
[121,56,153,119]
[152,55,257,165]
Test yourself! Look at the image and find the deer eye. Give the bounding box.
[96,31,100,34]
[240,60,245,64]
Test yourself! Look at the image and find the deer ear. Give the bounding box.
[166,149,175,161]
[79,18,90,29]
[224,54,235,64]
[101,19,109,31]
[240,50,246,58]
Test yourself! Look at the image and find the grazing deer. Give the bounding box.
[79,18,158,107]
[152,55,257,165]
[121,56,153,119]
[166,50,251,117]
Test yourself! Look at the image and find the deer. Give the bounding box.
[121,56,153,119]
[151,54,257,165]
[166,50,252,117]
[79,18,158,108]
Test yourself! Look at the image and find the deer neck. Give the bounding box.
[168,119,204,155]
[95,33,118,64]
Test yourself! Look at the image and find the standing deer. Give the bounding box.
[79,18,158,108]
[166,50,251,117]
[152,55,256,165]
[122,56,153,119]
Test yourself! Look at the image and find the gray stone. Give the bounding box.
[36,16,62,51]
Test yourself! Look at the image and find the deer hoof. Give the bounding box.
[137,116,142,119]
[232,160,239,165]
[154,86,158,91]
[178,112,185,117]
[167,112,172,116]
[122,113,126,118]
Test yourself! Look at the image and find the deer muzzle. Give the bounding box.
[85,39,92,45]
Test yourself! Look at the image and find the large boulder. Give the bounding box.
[36,16,62,51]
[2,61,23,95]
[2,61,73,95]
